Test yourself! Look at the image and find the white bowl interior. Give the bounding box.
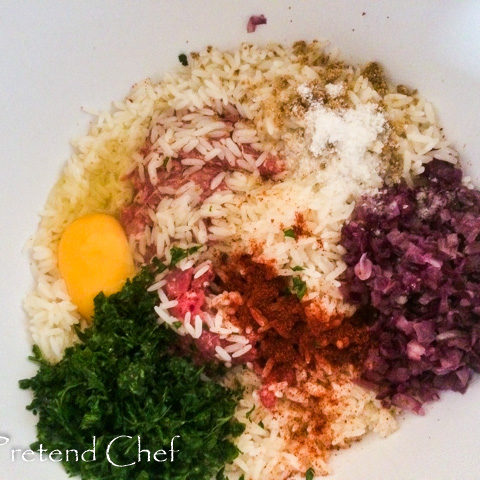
[1,1,479,478]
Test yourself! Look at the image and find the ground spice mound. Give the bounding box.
[216,255,371,393]
[293,212,312,238]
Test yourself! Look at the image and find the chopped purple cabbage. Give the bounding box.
[341,160,480,413]
[247,14,267,33]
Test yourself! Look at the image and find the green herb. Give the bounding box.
[291,276,307,300]
[151,256,167,274]
[215,467,226,480]
[283,228,296,239]
[172,321,182,329]
[239,475,245,480]
[178,53,188,66]
[245,405,255,420]
[19,267,243,480]
[258,421,264,429]
[305,467,315,480]
[292,265,304,271]
[162,156,170,168]
[169,245,201,266]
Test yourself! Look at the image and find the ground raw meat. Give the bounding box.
[164,266,256,365]
[172,290,206,318]
[165,269,193,298]
[258,385,277,409]
[121,147,283,240]
[191,330,221,360]
[192,267,215,290]
[164,268,208,317]
[241,144,285,179]
[258,152,285,178]
[121,155,228,237]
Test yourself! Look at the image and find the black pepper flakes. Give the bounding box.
[178,53,188,66]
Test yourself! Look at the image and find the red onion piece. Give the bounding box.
[247,14,267,33]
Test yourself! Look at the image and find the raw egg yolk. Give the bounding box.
[58,213,135,320]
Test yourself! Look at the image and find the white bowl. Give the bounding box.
[1,1,479,479]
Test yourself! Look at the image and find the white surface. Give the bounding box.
[1,1,479,479]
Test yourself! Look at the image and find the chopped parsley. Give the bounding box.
[19,267,243,480]
[215,468,227,480]
[169,245,201,266]
[245,405,255,420]
[151,256,167,273]
[292,265,304,271]
[258,420,265,429]
[283,228,296,238]
[306,467,315,480]
[162,156,170,168]
[172,321,182,329]
[291,276,307,300]
[178,53,188,66]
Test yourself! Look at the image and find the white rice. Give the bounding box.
[222,368,397,479]
[215,345,232,362]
